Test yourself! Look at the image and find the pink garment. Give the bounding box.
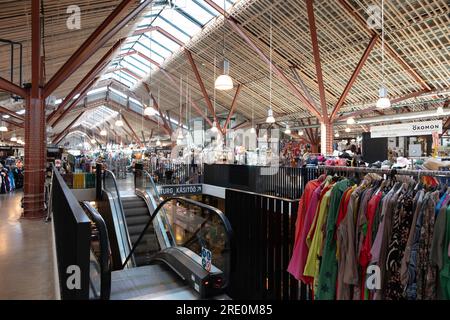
[287,185,322,283]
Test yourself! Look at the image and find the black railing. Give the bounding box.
[148,162,202,185]
[82,202,112,300]
[51,166,91,300]
[204,164,306,200]
[225,188,308,300]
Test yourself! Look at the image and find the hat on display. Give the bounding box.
[325,159,336,166]
[381,160,392,169]
[370,161,382,168]
[317,155,325,163]
[395,157,410,168]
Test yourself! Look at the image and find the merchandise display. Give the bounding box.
[289,166,450,300]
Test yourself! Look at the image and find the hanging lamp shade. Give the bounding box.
[0,121,8,132]
[298,130,304,136]
[144,106,157,116]
[335,132,340,138]
[177,129,184,140]
[215,59,233,91]
[100,129,107,136]
[90,138,96,144]
[376,87,391,109]
[346,117,356,125]
[437,106,444,115]
[345,127,351,133]
[115,113,124,127]
[156,138,161,146]
[250,127,256,134]
[211,121,219,133]
[284,125,291,135]
[10,134,17,142]
[266,108,275,124]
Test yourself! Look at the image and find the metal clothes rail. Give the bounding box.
[317,165,450,177]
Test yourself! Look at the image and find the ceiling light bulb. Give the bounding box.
[177,129,184,140]
[10,135,17,142]
[90,139,96,144]
[115,118,124,127]
[346,117,356,125]
[17,138,23,144]
[335,132,340,138]
[376,86,391,109]
[266,108,275,124]
[100,129,107,136]
[0,122,7,132]
[214,59,233,91]
[156,139,161,146]
[2,114,10,119]
[437,106,444,115]
[345,127,351,133]
[250,127,256,134]
[298,130,304,136]
[284,125,291,135]
[211,121,219,133]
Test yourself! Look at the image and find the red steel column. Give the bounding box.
[24,0,46,218]
[320,121,334,155]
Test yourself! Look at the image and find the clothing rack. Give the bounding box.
[317,165,450,177]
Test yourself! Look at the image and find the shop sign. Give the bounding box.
[158,184,202,196]
[370,120,442,138]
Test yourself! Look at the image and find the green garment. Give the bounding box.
[316,179,354,300]
[440,206,450,299]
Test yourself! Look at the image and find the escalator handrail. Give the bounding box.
[121,197,233,278]
[82,201,111,300]
[102,169,134,265]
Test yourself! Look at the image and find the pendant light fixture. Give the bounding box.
[346,117,356,125]
[144,99,157,116]
[214,0,233,91]
[0,121,7,132]
[17,137,23,144]
[335,132,340,138]
[156,138,161,146]
[266,10,275,124]
[345,127,351,133]
[437,106,444,115]
[90,138,96,144]
[250,101,256,133]
[115,111,124,127]
[211,56,219,133]
[298,130,304,136]
[284,124,291,135]
[10,133,17,142]
[376,0,391,109]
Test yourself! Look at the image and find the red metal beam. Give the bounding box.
[232,120,249,130]
[136,51,161,67]
[0,76,28,98]
[0,106,24,121]
[161,69,214,127]
[52,111,86,144]
[305,0,328,120]
[3,118,24,129]
[337,0,431,91]
[133,26,185,46]
[51,77,99,128]
[223,84,242,132]
[329,34,379,121]
[225,18,323,121]
[122,114,144,147]
[184,50,219,125]
[336,89,431,121]
[43,0,153,98]
[47,40,120,123]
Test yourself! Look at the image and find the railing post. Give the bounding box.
[96,162,102,201]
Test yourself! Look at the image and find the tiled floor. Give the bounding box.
[0,191,55,300]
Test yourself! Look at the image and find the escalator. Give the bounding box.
[99,169,232,299]
[121,195,159,266]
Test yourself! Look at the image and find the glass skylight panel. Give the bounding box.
[150,31,181,52]
[160,9,201,35]
[179,1,214,26]
[121,59,147,77]
[110,87,128,99]
[152,19,191,43]
[129,97,143,106]
[128,55,153,70]
[87,87,107,95]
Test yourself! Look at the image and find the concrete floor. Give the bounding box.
[0,191,55,300]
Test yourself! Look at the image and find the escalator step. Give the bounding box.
[122,201,147,210]
[126,215,150,226]
[124,207,150,217]
[130,231,155,244]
